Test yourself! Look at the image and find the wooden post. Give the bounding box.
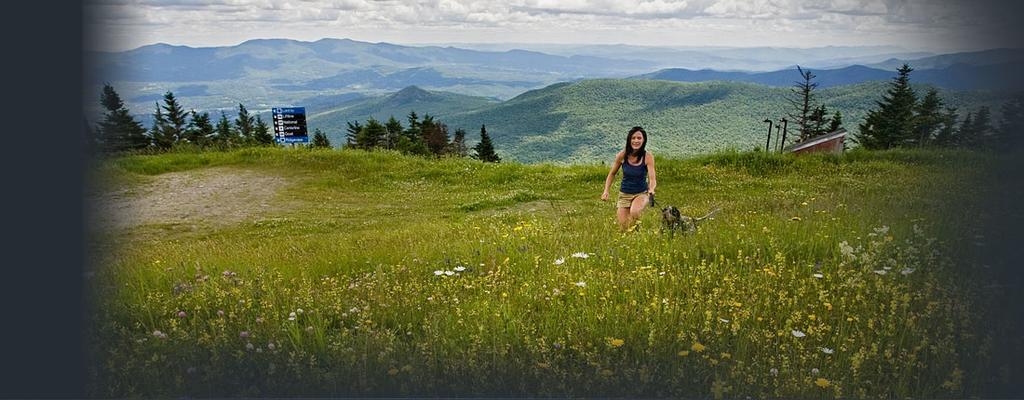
[779,118,789,153]
[763,119,774,152]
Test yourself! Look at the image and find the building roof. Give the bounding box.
[785,128,847,152]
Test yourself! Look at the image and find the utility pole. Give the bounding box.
[779,118,789,153]
[763,118,774,152]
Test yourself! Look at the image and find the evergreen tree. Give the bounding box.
[808,104,831,137]
[384,116,404,150]
[214,111,238,146]
[356,118,386,150]
[912,88,944,147]
[311,128,331,148]
[448,128,468,157]
[149,102,175,150]
[997,97,1024,150]
[234,103,255,143]
[472,124,500,162]
[972,106,994,149]
[345,121,362,148]
[855,64,918,149]
[404,111,421,142]
[827,111,844,134]
[184,110,215,146]
[160,91,188,144]
[957,112,976,148]
[933,107,959,147]
[252,115,274,145]
[787,66,819,141]
[420,115,449,155]
[96,83,148,152]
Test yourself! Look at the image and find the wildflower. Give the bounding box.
[813,273,824,279]
[839,241,855,259]
[720,318,730,323]
[388,368,399,376]
[288,312,297,321]
[720,352,731,359]
[239,331,250,339]
[873,269,887,275]
[824,302,832,311]
[454,266,466,272]
[791,330,806,338]
[610,338,625,347]
[296,308,304,314]
[691,342,706,352]
[791,216,801,221]
[770,368,779,376]
[246,342,254,350]
[811,368,820,375]
[256,317,264,324]
[268,342,276,351]
[901,268,915,275]
[306,326,314,333]
[152,330,167,339]
[553,258,565,265]
[571,252,589,259]
[678,350,690,357]
[575,281,586,287]
[434,270,443,276]
[815,378,830,388]
[401,365,413,372]
[601,369,614,377]
[444,270,455,276]
[217,310,225,317]
[536,362,550,368]
[553,342,562,350]
[177,311,187,318]
[821,347,834,354]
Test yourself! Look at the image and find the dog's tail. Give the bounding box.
[696,207,721,222]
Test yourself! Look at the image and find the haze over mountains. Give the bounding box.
[87,38,1024,162]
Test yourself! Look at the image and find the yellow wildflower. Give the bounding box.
[815,378,830,388]
[678,350,690,357]
[388,368,399,376]
[692,342,706,352]
[601,369,614,377]
[610,338,625,347]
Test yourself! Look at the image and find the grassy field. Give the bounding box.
[86,146,1022,397]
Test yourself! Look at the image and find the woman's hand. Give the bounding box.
[601,190,609,201]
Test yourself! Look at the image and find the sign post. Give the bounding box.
[272,107,309,145]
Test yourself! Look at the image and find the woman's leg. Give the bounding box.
[617,206,630,231]
[628,193,649,224]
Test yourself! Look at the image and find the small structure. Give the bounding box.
[785,128,847,155]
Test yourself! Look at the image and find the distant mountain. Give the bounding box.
[868,48,1024,70]
[633,62,1024,91]
[308,80,1017,163]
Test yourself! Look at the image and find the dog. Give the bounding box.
[661,206,720,236]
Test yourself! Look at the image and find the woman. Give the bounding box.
[601,126,657,231]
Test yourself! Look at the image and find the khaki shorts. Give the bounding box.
[616,191,649,208]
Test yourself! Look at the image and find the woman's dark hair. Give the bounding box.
[624,126,647,162]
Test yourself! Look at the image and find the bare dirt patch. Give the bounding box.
[90,167,293,232]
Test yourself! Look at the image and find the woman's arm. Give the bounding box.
[646,152,657,195]
[602,151,625,200]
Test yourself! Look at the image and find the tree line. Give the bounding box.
[851,65,1022,150]
[342,112,499,162]
[91,84,500,162]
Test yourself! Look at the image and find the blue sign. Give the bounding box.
[272,106,308,143]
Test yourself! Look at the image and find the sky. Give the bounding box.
[85,0,1023,53]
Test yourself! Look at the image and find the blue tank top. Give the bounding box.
[620,154,648,194]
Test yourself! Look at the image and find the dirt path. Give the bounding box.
[90,167,293,232]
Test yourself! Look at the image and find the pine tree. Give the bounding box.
[96,83,148,152]
[214,111,238,146]
[252,115,274,145]
[957,112,976,148]
[472,124,500,162]
[404,111,421,142]
[912,88,944,147]
[933,107,959,147]
[345,121,362,148]
[311,128,331,148]
[855,64,918,149]
[384,116,403,150]
[972,106,994,149]
[150,102,175,150]
[788,66,819,142]
[808,104,831,137]
[827,111,843,134]
[184,110,215,146]
[160,91,188,144]
[448,128,468,157]
[356,118,386,150]
[234,103,255,143]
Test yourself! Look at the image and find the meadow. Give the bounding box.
[86,147,1022,397]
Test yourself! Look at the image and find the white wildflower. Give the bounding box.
[811,367,820,375]
[839,241,856,259]
[571,252,589,259]
[434,270,443,276]
[820,347,834,354]
[813,273,824,279]
[454,266,466,272]
[553,258,565,265]
[791,330,806,338]
[444,270,455,276]
[901,268,915,275]
[873,270,887,275]
[770,368,779,376]
[575,281,586,287]
[720,318,730,323]
[288,312,297,321]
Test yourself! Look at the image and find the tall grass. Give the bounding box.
[87,147,1018,397]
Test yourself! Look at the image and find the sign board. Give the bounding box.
[272,107,309,144]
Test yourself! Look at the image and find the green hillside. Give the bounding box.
[88,147,1022,397]
[309,80,1017,163]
